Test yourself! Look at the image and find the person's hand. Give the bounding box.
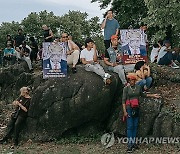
[153,94,161,98]
[94,61,99,64]
[140,66,144,72]
[112,63,118,67]
[105,15,108,19]
[13,101,19,106]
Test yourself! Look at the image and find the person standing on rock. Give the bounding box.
[42,24,54,42]
[0,87,31,146]
[101,9,120,50]
[122,74,160,153]
[80,38,111,85]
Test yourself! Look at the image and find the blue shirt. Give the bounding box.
[3,48,15,56]
[103,18,120,40]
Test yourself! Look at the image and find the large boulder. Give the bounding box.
[0,63,121,141]
[0,62,180,141]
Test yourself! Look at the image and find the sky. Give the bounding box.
[0,0,109,24]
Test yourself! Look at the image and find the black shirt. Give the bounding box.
[16,96,31,117]
[14,34,25,47]
[43,29,53,42]
[31,41,38,52]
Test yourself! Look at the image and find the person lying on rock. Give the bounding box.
[80,38,111,85]
[0,87,31,146]
[122,74,161,153]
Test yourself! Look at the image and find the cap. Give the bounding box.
[111,35,118,40]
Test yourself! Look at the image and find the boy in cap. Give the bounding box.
[104,35,135,86]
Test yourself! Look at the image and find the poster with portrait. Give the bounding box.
[120,29,147,64]
[42,42,67,78]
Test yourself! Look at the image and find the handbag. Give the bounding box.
[126,87,140,117]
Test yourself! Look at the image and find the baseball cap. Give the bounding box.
[111,35,118,40]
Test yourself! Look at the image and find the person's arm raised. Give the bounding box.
[101,16,107,29]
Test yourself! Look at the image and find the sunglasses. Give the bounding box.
[62,36,68,38]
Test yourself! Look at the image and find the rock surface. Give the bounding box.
[0,62,180,141]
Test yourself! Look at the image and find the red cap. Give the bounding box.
[111,35,118,40]
[127,74,137,80]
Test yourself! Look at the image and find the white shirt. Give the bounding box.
[80,48,96,62]
[150,47,159,63]
[157,46,170,63]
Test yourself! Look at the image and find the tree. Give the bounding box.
[91,0,148,28]
[0,21,20,48]
[0,10,104,52]
[58,11,104,52]
[143,0,180,46]
[21,10,59,42]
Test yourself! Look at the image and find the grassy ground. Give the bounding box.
[0,140,179,154]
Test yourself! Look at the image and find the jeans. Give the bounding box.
[109,64,135,85]
[126,108,139,148]
[136,77,152,89]
[158,52,180,65]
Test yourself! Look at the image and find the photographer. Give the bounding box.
[0,87,31,146]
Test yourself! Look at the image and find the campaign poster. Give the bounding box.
[120,29,147,64]
[42,42,67,78]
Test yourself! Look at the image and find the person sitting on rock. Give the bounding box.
[157,40,180,69]
[3,43,16,66]
[104,35,135,86]
[80,38,111,85]
[0,87,31,146]
[61,33,80,73]
[135,61,152,91]
[150,43,161,63]
[15,41,33,72]
[122,74,160,153]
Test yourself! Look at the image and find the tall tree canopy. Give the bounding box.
[92,0,147,28]
[144,0,180,46]
[0,10,104,52]
[92,0,180,46]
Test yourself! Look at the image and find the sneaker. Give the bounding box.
[104,73,111,79]
[72,67,77,74]
[103,77,112,85]
[132,144,139,150]
[127,147,133,153]
[171,62,180,69]
[14,139,18,146]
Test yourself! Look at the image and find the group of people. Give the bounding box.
[0,28,38,72]
[150,40,180,68]
[0,9,178,153]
